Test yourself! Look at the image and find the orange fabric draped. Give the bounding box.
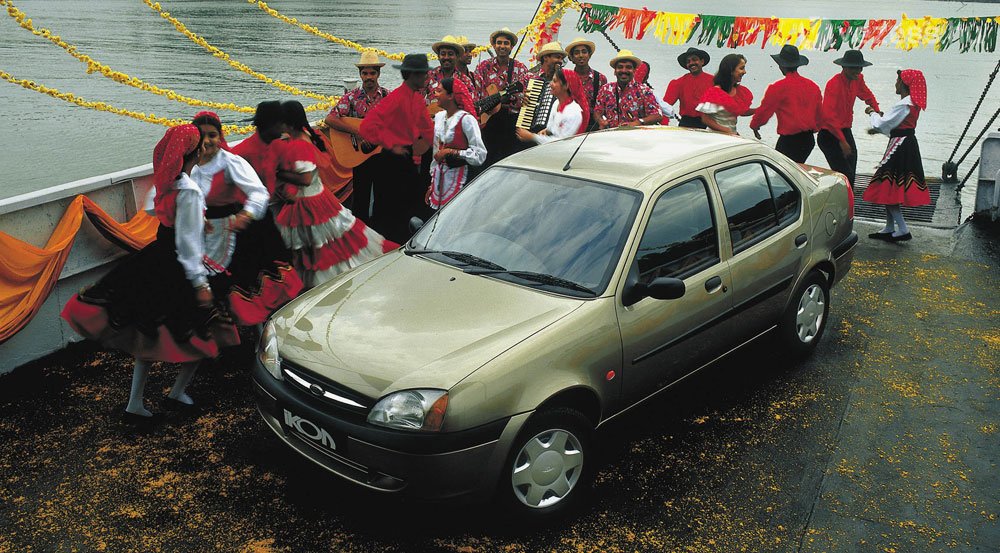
[0,195,158,344]
[314,131,355,203]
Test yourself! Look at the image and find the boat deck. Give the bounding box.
[0,220,997,552]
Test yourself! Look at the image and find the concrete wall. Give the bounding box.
[0,164,154,374]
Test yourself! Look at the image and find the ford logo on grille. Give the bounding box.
[309,384,324,397]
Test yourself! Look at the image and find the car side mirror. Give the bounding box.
[409,216,424,233]
[622,263,685,306]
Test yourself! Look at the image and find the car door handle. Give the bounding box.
[795,234,808,248]
[705,275,725,293]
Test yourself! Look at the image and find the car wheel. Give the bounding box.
[778,270,830,358]
[500,408,593,519]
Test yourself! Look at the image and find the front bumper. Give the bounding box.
[251,361,527,501]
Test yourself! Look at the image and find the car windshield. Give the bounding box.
[408,167,642,296]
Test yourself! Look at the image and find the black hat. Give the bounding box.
[252,100,282,128]
[393,53,431,73]
[677,47,710,69]
[771,44,809,68]
[833,49,872,68]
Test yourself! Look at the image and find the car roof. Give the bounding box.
[495,126,768,191]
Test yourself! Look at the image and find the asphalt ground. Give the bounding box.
[1,220,997,553]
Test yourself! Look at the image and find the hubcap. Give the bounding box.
[795,284,825,343]
[511,428,583,508]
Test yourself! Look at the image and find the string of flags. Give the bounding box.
[575,3,1000,53]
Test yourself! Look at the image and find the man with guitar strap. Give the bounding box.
[457,37,479,94]
[566,38,607,132]
[474,28,529,175]
[426,36,478,104]
[323,51,389,225]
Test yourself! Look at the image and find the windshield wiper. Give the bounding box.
[463,268,597,296]
[404,249,506,270]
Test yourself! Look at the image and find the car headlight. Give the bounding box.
[367,389,448,432]
[257,320,282,380]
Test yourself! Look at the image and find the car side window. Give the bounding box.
[765,165,801,226]
[715,162,799,253]
[635,178,719,283]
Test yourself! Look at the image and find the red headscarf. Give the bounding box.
[152,124,201,226]
[899,69,927,110]
[193,110,230,150]
[559,68,590,134]
[448,78,477,118]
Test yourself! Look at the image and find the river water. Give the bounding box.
[1,0,998,209]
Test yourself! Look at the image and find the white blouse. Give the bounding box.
[173,173,208,287]
[190,149,269,219]
[870,96,914,136]
[432,110,487,166]
[533,100,584,144]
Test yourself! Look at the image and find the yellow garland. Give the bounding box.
[0,69,257,135]
[650,12,699,45]
[895,13,949,51]
[142,0,338,104]
[523,0,581,56]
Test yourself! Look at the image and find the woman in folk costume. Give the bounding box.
[273,100,398,289]
[515,68,590,144]
[427,77,487,209]
[190,111,302,324]
[697,53,755,135]
[864,69,930,242]
[61,125,241,418]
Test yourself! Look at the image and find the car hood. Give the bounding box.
[272,251,585,400]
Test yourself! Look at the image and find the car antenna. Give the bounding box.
[562,132,591,171]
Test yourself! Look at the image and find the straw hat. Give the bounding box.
[457,36,477,51]
[432,35,465,55]
[355,50,385,68]
[535,41,567,61]
[565,37,596,56]
[490,27,518,46]
[609,49,641,68]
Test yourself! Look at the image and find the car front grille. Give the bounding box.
[280,360,372,418]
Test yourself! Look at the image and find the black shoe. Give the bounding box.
[889,232,912,242]
[868,231,893,240]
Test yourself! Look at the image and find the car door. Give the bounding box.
[711,160,806,342]
[617,176,735,407]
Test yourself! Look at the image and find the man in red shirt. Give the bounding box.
[662,47,713,129]
[750,45,823,163]
[817,50,881,186]
[359,53,434,244]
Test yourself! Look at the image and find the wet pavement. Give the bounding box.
[1,220,997,553]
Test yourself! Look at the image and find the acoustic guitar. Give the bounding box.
[427,81,524,125]
[317,117,381,168]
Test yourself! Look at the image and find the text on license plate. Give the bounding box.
[283,409,337,451]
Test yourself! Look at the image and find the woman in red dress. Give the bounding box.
[273,101,398,289]
[190,111,302,324]
[696,54,755,135]
[863,69,930,242]
[61,125,241,418]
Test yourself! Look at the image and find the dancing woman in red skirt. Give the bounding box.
[62,125,242,418]
[864,69,930,242]
[272,100,398,289]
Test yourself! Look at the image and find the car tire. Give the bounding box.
[498,408,594,520]
[777,270,830,358]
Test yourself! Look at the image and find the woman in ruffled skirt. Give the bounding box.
[272,100,398,289]
[863,69,930,243]
[61,125,242,418]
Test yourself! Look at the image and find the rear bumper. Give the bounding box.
[251,361,528,501]
[831,230,858,287]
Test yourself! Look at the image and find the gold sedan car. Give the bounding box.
[252,127,857,519]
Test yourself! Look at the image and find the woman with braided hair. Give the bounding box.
[427,77,487,210]
[515,67,589,145]
[273,100,397,289]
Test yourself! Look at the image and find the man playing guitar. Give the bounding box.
[324,51,389,225]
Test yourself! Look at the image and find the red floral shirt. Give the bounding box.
[474,57,528,111]
[594,80,661,128]
[575,68,608,111]
[330,86,389,119]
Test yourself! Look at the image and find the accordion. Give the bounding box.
[516,78,555,133]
